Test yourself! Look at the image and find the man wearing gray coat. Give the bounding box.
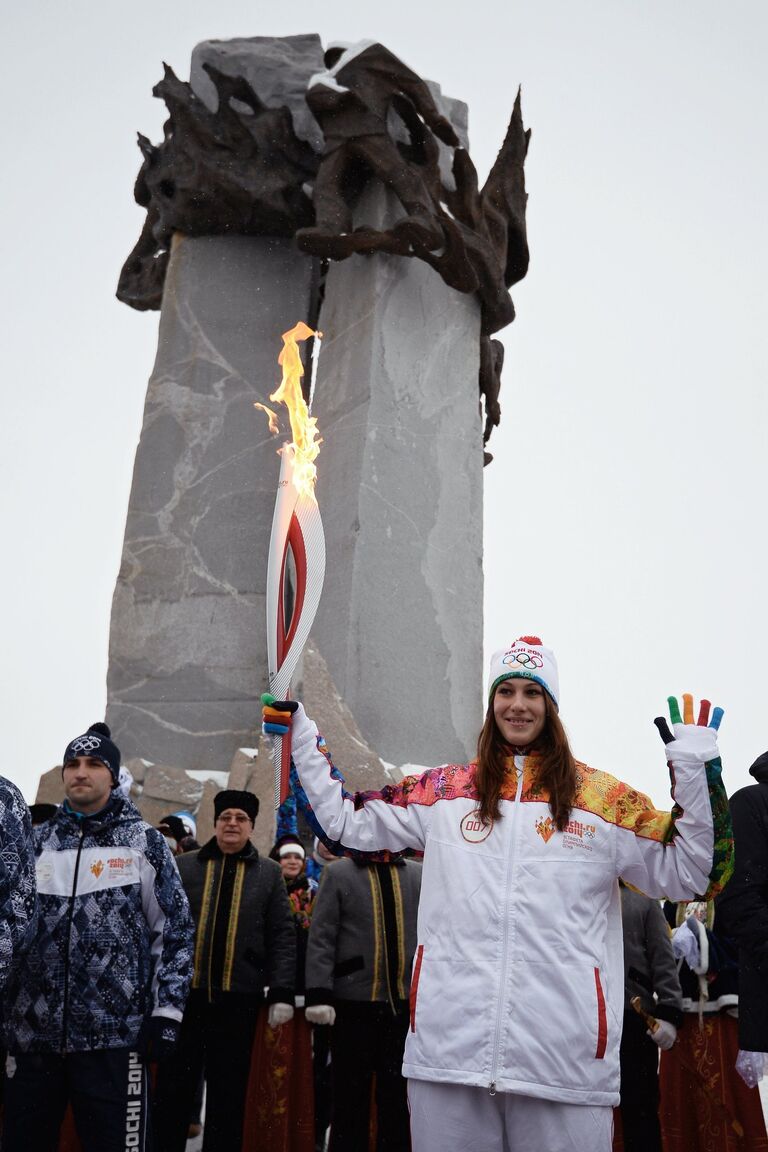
[618,882,683,1152]
[305,856,422,1152]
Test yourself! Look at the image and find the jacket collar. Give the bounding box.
[58,792,128,834]
[197,835,258,863]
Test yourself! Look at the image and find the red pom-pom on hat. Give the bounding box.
[517,635,543,645]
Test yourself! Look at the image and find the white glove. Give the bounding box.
[671,920,701,969]
[736,1050,768,1087]
[268,1002,294,1028]
[305,1004,336,1026]
[648,1020,677,1050]
[655,695,722,764]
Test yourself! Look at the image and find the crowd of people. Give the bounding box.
[0,636,766,1150]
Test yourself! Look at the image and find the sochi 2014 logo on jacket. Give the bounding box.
[535,816,555,843]
[535,816,596,850]
[460,809,493,843]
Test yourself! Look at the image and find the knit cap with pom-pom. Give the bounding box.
[487,637,559,707]
[62,722,121,785]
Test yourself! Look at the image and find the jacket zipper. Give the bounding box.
[489,757,524,1095]
[61,826,86,1054]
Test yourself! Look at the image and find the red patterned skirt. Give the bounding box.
[659,1013,768,1152]
[241,1006,315,1152]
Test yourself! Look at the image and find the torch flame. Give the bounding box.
[254,402,281,436]
[269,321,322,500]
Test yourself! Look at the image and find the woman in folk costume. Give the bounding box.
[262,636,733,1152]
[242,816,316,1152]
[658,900,768,1151]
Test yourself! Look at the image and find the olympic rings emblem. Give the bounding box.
[69,735,103,755]
[502,651,543,670]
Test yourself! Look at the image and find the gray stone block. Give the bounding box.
[311,188,484,768]
[242,739,277,856]
[107,233,316,770]
[135,794,182,830]
[35,766,65,807]
[300,638,387,792]
[142,764,204,808]
[190,35,324,151]
[195,779,220,848]
[227,748,254,791]
[122,756,148,785]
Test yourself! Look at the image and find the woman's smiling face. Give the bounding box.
[492,678,547,747]
[280,851,305,880]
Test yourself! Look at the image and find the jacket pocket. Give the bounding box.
[410,944,424,1033]
[594,967,607,1059]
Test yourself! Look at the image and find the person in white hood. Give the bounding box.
[262,637,733,1152]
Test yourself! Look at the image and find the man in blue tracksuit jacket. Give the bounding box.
[3,722,194,1152]
[0,776,36,998]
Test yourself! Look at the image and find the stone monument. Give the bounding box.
[74,34,530,834]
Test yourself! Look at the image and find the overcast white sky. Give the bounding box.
[2,0,766,804]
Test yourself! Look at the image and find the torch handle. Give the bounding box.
[630,995,659,1034]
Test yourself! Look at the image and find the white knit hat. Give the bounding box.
[488,636,559,707]
[278,841,305,860]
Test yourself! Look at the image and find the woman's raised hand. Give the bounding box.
[261,693,299,736]
[654,695,723,760]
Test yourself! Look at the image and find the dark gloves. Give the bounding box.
[137,1015,181,1062]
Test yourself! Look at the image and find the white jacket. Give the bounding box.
[290,707,731,1105]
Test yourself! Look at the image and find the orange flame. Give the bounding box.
[254,402,280,436]
[270,321,322,499]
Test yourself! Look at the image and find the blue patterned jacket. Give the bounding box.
[7,793,194,1053]
[0,777,36,992]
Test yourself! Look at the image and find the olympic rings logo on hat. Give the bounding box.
[70,735,103,754]
[502,651,544,670]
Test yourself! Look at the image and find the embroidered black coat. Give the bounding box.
[177,838,295,1005]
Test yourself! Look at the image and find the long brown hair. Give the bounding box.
[475,690,578,830]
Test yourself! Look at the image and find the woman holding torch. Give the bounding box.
[262,636,732,1152]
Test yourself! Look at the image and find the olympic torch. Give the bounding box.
[263,322,325,809]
